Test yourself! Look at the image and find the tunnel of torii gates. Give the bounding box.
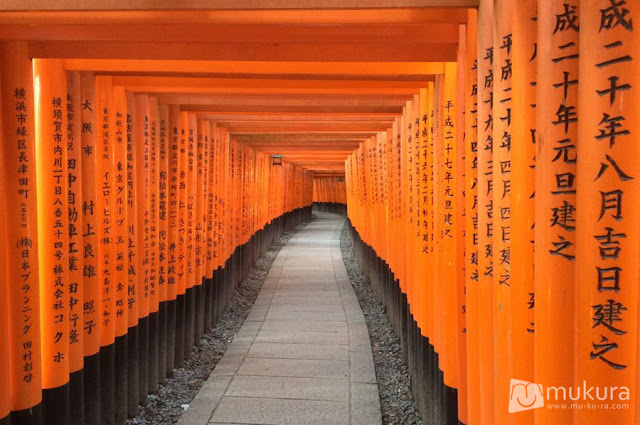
[0,0,638,424]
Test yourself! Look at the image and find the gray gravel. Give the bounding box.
[127,220,309,425]
[340,224,423,425]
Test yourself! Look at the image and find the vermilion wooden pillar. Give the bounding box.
[80,71,100,425]
[206,123,217,285]
[403,98,414,332]
[183,113,197,357]
[66,70,85,425]
[147,96,160,393]
[165,104,181,375]
[535,2,579,424]
[220,130,230,267]
[576,1,638,424]
[456,22,468,425]
[195,119,208,339]
[228,139,236,266]
[492,1,513,423]
[418,83,435,423]
[174,110,187,368]
[134,94,150,406]
[157,104,169,383]
[412,94,422,358]
[464,9,480,425]
[125,91,139,418]
[424,83,436,420]
[1,41,43,425]
[399,102,409,296]
[96,75,116,425]
[440,63,459,419]
[111,85,128,425]
[511,2,536,425]
[34,58,71,425]
[476,1,495,424]
[198,120,211,331]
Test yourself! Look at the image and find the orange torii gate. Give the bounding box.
[345,1,639,425]
[1,1,640,425]
[1,48,314,425]
[312,176,347,213]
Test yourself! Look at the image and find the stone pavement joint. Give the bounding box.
[178,212,382,425]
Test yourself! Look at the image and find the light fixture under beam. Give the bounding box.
[271,154,283,166]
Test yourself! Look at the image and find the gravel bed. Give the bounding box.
[128,220,309,425]
[340,224,423,425]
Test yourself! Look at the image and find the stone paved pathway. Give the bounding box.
[178,212,382,425]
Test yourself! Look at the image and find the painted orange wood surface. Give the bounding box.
[34,58,70,389]
[1,4,640,425]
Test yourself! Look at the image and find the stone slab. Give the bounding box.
[225,375,349,402]
[260,319,347,333]
[209,396,348,425]
[265,310,346,322]
[247,342,349,361]
[254,330,349,346]
[237,357,349,379]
